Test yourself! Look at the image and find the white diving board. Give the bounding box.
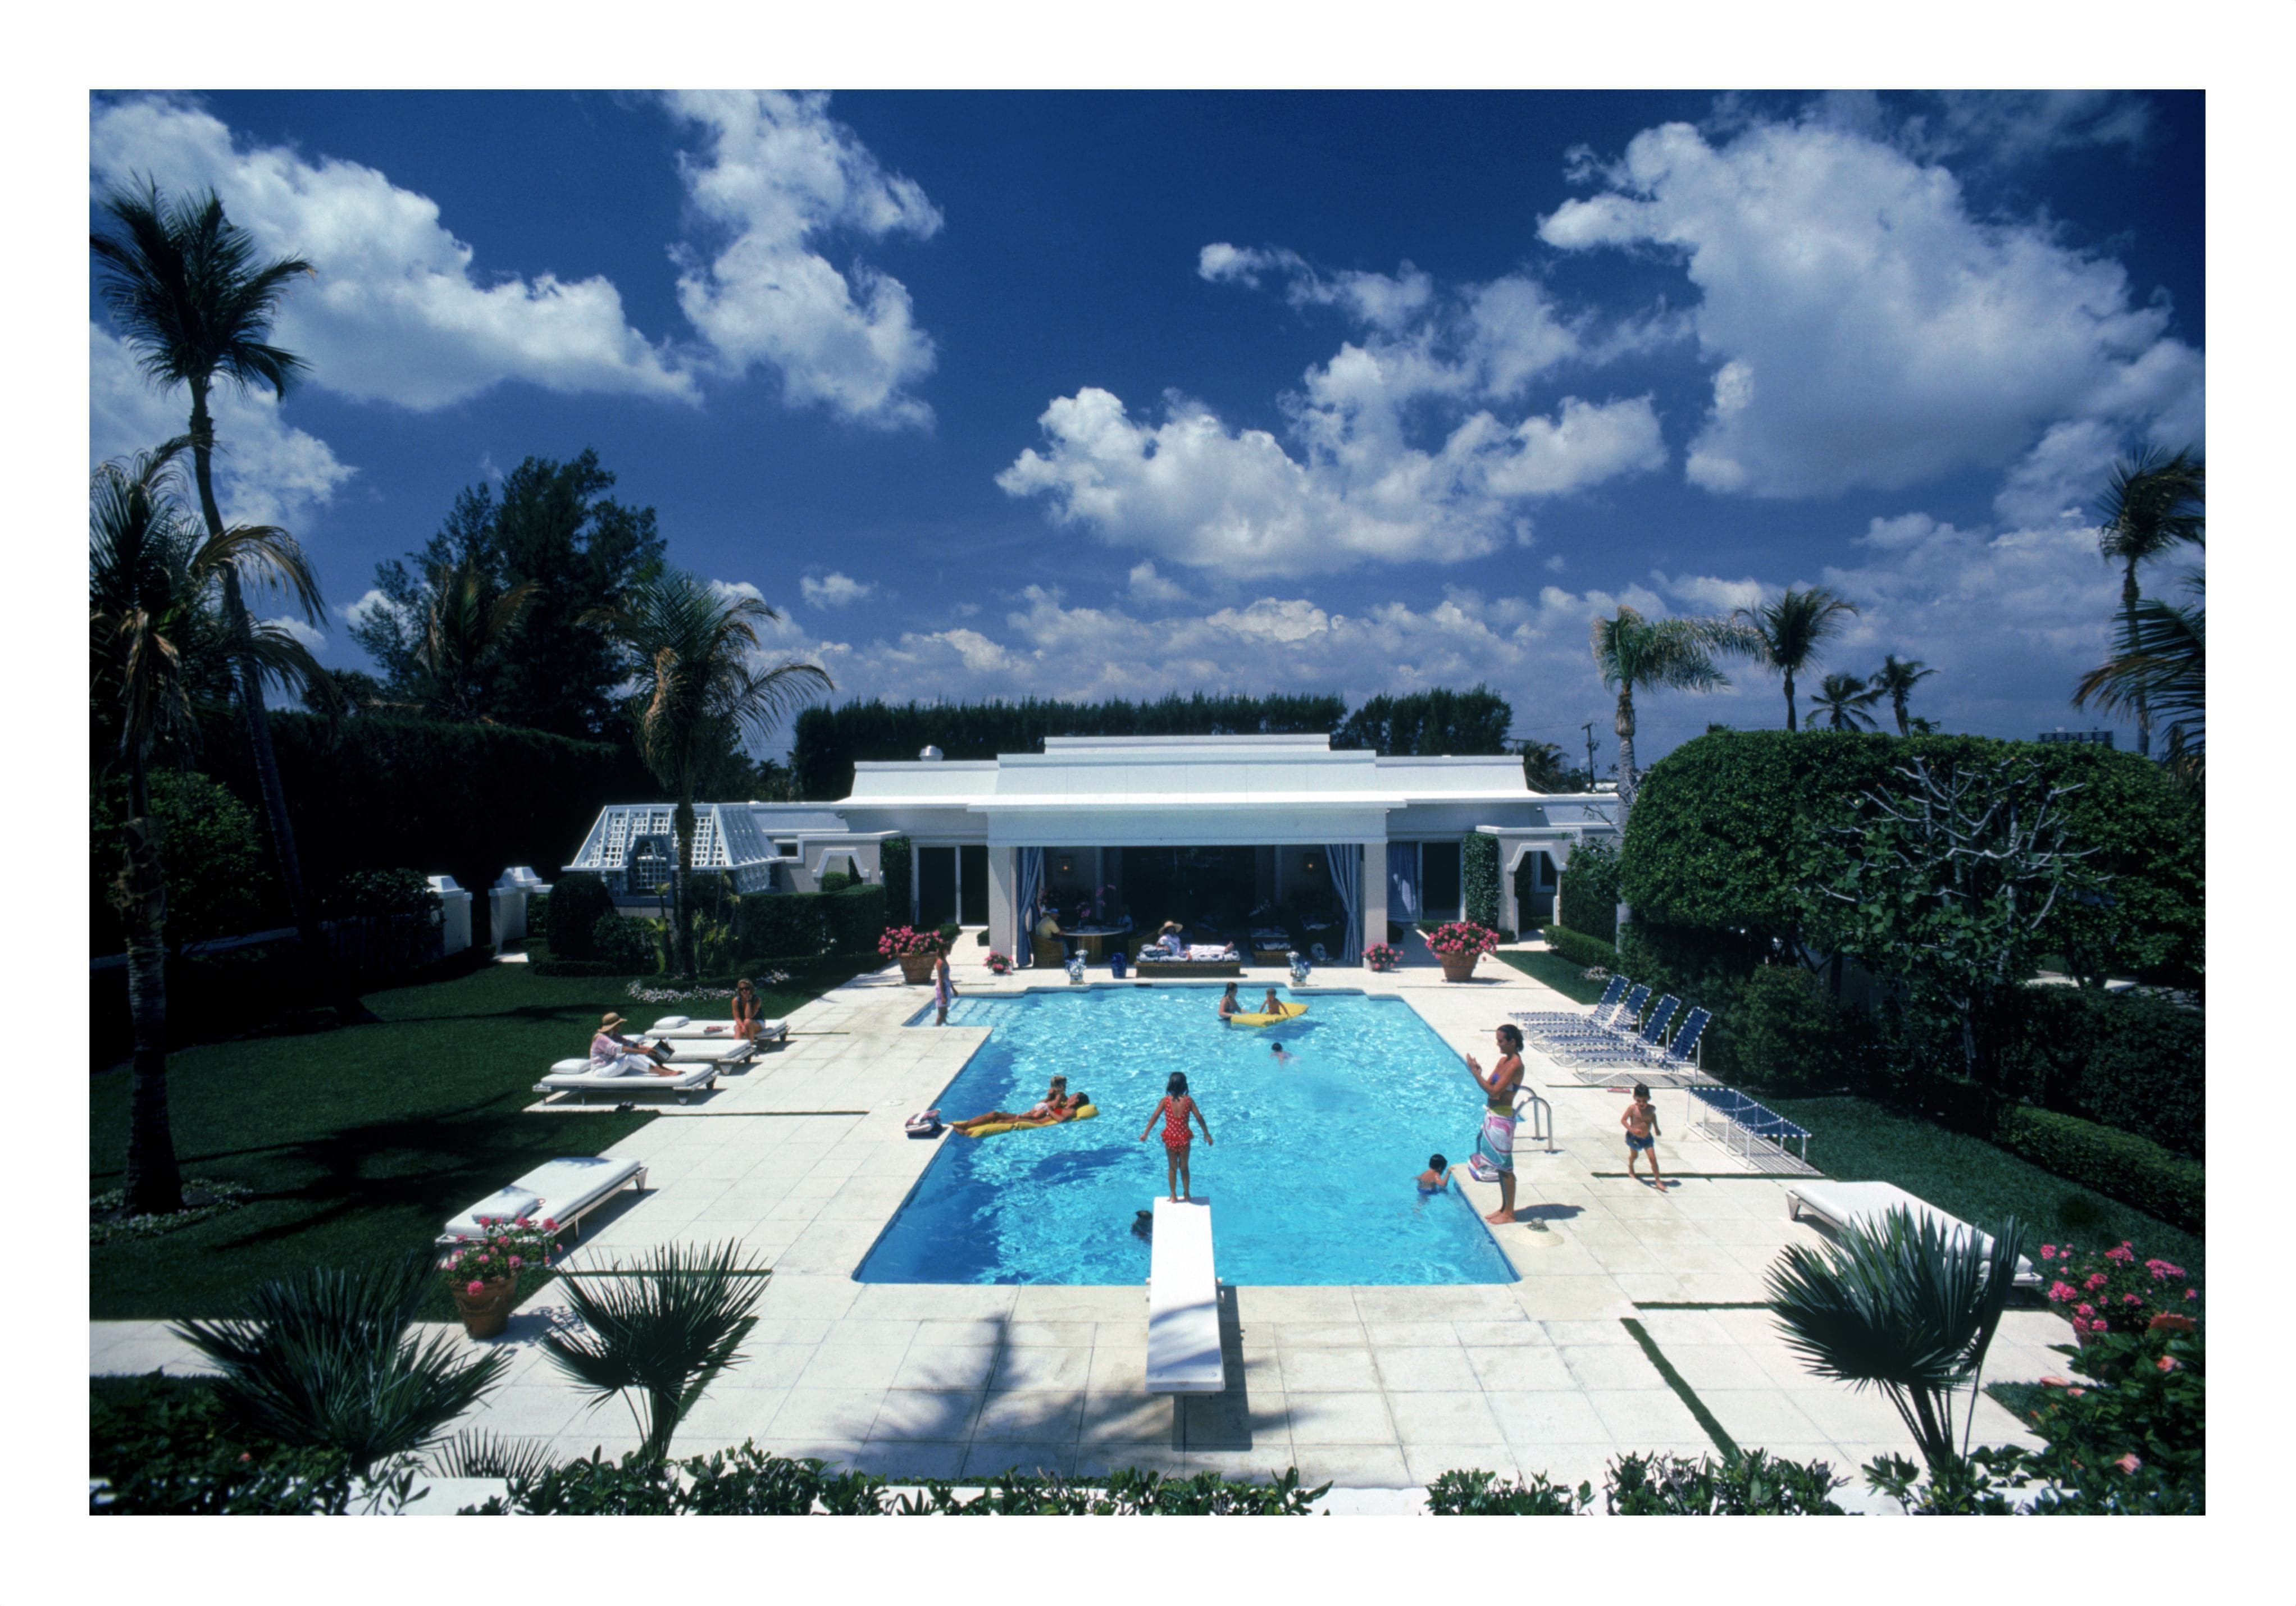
[1146,1197,1226,1395]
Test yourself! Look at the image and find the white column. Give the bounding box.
[1359,840,1387,956]
[988,846,1018,960]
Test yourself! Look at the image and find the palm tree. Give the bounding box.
[91,445,332,1214]
[89,181,343,1003]
[2077,577,2204,786]
[1869,655,1936,737]
[1734,587,1861,731]
[1588,606,1759,813]
[1766,1208,2028,1478]
[410,558,539,722]
[1810,672,1884,731]
[2095,447,2204,758]
[603,572,832,976]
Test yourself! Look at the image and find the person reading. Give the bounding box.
[590,1012,679,1078]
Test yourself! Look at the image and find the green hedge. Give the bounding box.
[1729,965,1873,1096]
[1993,989,2204,1160]
[197,710,663,898]
[1559,840,1620,943]
[1995,1106,2204,1234]
[731,884,889,962]
[881,836,912,923]
[1463,833,1501,929]
[1542,923,1618,970]
[546,873,616,960]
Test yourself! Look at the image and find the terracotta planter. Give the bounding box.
[452,1277,519,1340]
[898,952,940,984]
[1439,952,1478,983]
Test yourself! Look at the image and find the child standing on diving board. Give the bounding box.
[1140,1071,1213,1202]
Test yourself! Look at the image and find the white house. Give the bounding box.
[566,733,1618,960]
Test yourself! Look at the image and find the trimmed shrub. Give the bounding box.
[826,884,889,955]
[1992,989,2204,1159]
[1541,924,1617,971]
[547,873,615,960]
[1730,965,1873,1097]
[590,914,659,974]
[321,869,444,978]
[1994,1106,2203,1234]
[1462,833,1501,929]
[1559,839,1621,943]
[730,884,889,962]
[819,869,855,893]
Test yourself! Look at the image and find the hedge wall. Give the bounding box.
[1996,1106,2204,1234]
[198,710,662,897]
[1542,924,1618,970]
[1558,839,1621,943]
[1993,988,2205,1160]
[731,884,888,961]
[1463,833,1501,929]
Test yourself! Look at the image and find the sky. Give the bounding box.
[87,88,2207,770]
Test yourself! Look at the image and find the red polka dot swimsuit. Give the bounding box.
[1158,1094,1196,1152]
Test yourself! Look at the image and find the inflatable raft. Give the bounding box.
[1231,1001,1308,1027]
[956,1104,1099,1139]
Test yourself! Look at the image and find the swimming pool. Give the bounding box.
[855,986,1518,1286]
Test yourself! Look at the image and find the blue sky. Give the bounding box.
[89,89,2205,767]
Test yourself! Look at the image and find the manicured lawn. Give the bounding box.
[1498,948,1610,1003]
[1766,1095,2204,1284]
[90,956,873,1318]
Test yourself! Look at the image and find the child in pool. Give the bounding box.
[1260,988,1284,1016]
[1269,1040,1293,1064]
[1417,1153,1450,1192]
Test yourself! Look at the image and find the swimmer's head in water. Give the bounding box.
[1223,982,1237,996]
[1429,1153,1447,1171]
[1269,1041,1285,1053]
[1166,1071,1188,1096]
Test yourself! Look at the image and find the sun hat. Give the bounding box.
[601,1012,626,1029]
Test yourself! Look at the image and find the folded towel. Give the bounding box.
[654,1015,690,1029]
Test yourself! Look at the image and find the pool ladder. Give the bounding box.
[1514,1088,1555,1153]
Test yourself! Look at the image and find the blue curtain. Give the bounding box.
[1387,841,1420,921]
[1017,846,1044,966]
[1326,842,1363,963]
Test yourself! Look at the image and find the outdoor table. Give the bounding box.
[1061,924,1126,961]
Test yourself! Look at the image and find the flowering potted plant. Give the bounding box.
[878,925,947,984]
[985,950,1012,975]
[439,1216,558,1339]
[1425,920,1499,982]
[2040,1240,2197,1341]
[1363,942,1402,973]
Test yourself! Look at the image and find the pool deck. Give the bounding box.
[93,945,2061,1498]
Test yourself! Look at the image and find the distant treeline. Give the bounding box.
[790,687,1516,800]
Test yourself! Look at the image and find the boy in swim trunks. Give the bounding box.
[1622,1082,1668,1191]
[1417,1154,1450,1192]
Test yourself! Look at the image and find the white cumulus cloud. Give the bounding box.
[800,571,877,609]
[667,91,941,428]
[1538,117,2203,498]
[90,323,355,528]
[264,615,327,654]
[91,95,695,412]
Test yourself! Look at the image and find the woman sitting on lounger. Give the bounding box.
[731,978,766,1041]
[591,1012,680,1077]
[949,1090,1087,1133]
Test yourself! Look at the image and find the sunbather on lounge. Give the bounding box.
[731,978,766,1040]
[949,1091,1086,1133]
[592,1012,679,1078]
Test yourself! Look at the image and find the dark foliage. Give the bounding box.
[589,913,659,974]
[1462,832,1501,929]
[1991,989,2204,1158]
[791,692,1349,800]
[1605,1450,1847,1514]
[731,884,888,962]
[1993,1107,2203,1234]
[1424,1468,1593,1514]
[1558,837,1621,943]
[546,873,617,960]
[90,1374,359,1515]
[1331,686,1512,756]
[881,835,912,925]
[1541,923,1619,971]
[1729,965,1875,1096]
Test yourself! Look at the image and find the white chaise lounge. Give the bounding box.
[437,1155,648,1243]
[535,1061,720,1105]
[1785,1180,2039,1286]
[646,1015,790,1045]
[1145,1197,1225,1395]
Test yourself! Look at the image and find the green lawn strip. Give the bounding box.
[90,958,872,1320]
[1764,1094,2203,1283]
[1619,1316,1741,1460]
[1497,949,1609,1003]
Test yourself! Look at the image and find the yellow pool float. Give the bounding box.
[1231,1001,1308,1027]
[957,1104,1098,1139]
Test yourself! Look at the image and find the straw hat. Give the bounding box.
[601,1012,626,1030]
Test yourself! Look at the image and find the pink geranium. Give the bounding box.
[2115,1453,2142,1474]
[466,1279,486,1296]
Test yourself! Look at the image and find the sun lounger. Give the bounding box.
[535,1061,719,1105]
[1145,1198,1225,1395]
[438,1155,648,1243]
[1546,994,1680,1064]
[1784,1180,2038,1285]
[646,1016,789,1044]
[1512,973,1629,1027]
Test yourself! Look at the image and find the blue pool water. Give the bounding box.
[856,987,1518,1286]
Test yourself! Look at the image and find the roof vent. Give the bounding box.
[919,745,944,761]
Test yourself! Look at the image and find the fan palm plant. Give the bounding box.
[2077,577,2204,786]
[541,1241,773,1464]
[1869,654,1935,737]
[1810,672,1884,731]
[1766,1207,2028,1477]
[1733,586,1861,731]
[1588,606,1758,812]
[90,181,345,1003]
[90,445,332,1214]
[171,1252,511,1475]
[602,572,832,976]
[2095,447,2204,758]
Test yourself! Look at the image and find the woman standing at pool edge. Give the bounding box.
[1140,1071,1213,1202]
[1464,1023,1524,1224]
[933,951,956,1026]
